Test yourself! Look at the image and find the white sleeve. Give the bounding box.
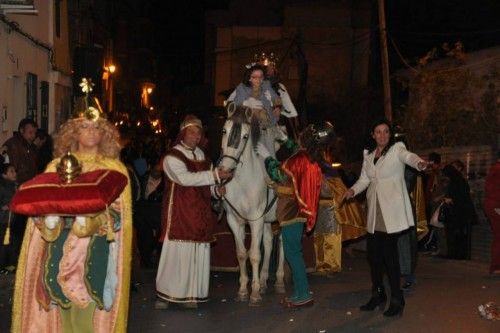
[395,142,424,170]
[279,83,298,118]
[164,155,215,187]
[350,152,371,196]
[227,90,236,102]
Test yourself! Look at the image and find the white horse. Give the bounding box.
[218,105,285,306]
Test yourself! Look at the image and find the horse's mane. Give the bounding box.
[228,106,261,148]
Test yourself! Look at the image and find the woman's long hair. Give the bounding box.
[53,118,121,158]
[366,118,396,155]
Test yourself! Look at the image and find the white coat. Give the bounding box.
[350,142,424,234]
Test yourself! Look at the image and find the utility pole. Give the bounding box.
[378,0,392,121]
[296,32,308,128]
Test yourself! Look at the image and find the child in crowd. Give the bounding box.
[0,163,17,274]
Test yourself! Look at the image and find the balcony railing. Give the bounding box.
[0,0,37,15]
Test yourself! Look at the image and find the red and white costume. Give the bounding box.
[156,144,217,303]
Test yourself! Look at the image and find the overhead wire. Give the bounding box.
[387,33,420,73]
[391,27,500,37]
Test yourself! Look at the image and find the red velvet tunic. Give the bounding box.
[160,149,217,243]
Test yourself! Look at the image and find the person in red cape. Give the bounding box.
[257,121,335,308]
[155,115,232,309]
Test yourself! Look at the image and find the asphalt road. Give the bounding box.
[1,249,499,333]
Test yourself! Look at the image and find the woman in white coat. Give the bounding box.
[342,119,429,317]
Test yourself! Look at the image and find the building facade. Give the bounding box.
[206,0,372,124]
[0,0,71,141]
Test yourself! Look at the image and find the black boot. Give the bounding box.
[360,287,387,311]
[383,295,405,317]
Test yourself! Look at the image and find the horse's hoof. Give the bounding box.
[249,296,262,307]
[274,284,286,294]
[235,294,249,302]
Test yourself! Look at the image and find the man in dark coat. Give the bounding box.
[1,118,39,265]
[2,118,38,184]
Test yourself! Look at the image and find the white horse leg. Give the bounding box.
[248,221,263,306]
[228,219,249,302]
[259,223,273,294]
[274,233,286,294]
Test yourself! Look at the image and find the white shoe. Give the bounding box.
[154,300,169,309]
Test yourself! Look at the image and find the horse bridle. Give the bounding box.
[216,131,250,185]
[215,127,277,221]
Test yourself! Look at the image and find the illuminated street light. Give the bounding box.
[103,63,117,114]
[141,82,156,108]
[150,106,154,111]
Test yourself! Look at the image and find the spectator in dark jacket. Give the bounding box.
[1,119,38,264]
[2,118,38,184]
[34,129,53,172]
[442,162,476,260]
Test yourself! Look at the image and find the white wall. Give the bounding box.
[0,0,71,144]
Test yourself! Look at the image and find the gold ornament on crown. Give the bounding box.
[245,52,278,69]
[74,78,104,122]
[254,52,278,66]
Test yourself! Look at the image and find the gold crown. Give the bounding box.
[73,78,104,121]
[245,52,279,69]
[254,52,278,66]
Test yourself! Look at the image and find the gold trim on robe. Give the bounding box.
[413,175,429,241]
[12,154,133,333]
[324,177,366,241]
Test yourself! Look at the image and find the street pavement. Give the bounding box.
[2,249,498,333]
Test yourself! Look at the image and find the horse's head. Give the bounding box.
[218,103,261,172]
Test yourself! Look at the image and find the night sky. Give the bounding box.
[387,0,500,65]
[140,0,500,84]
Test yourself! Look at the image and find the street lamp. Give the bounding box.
[141,82,155,108]
[103,63,117,114]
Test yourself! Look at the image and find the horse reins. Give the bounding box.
[215,132,277,221]
[222,185,277,222]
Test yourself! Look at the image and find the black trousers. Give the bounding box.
[11,215,27,266]
[367,231,402,300]
[399,226,418,276]
[0,223,16,267]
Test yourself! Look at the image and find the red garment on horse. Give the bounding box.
[159,148,217,243]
